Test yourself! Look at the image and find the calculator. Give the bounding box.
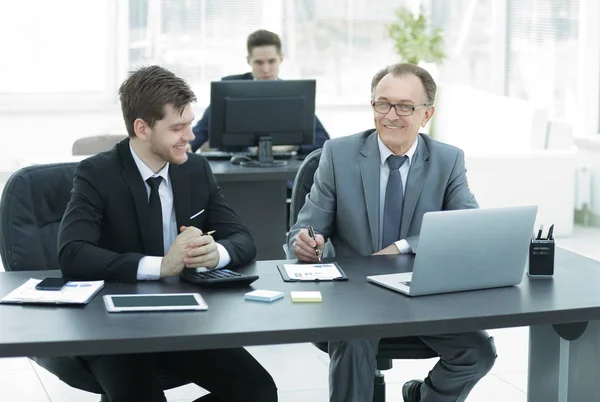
[180,268,259,288]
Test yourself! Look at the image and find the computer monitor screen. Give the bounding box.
[209,80,316,167]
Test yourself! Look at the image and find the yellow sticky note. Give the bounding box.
[291,291,322,303]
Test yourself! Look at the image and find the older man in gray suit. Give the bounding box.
[287,63,497,402]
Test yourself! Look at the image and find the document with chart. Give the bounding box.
[277,263,347,282]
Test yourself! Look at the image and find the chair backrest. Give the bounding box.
[72,134,126,156]
[1,163,189,395]
[0,163,77,271]
[289,148,322,228]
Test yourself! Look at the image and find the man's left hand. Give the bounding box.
[373,244,400,256]
[183,232,220,269]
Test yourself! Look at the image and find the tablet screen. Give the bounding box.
[112,295,200,308]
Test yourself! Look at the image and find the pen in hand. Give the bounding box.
[307,225,322,262]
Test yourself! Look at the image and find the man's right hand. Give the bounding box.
[292,228,325,262]
[160,226,203,277]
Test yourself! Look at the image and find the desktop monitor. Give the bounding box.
[209,79,316,167]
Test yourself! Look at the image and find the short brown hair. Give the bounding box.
[118,65,197,137]
[370,63,437,104]
[247,29,282,55]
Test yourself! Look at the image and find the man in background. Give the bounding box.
[188,29,329,155]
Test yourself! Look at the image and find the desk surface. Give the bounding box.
[21,157,302,183]
[1,248,600,358]
[208,159,302,182]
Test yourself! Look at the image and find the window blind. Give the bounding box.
[506,0,579,118]
[128,0,269,104]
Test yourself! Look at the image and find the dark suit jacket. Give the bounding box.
[58,138,256,282]
[190,72,330,153]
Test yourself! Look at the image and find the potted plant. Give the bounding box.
[386,5,446,66]
[386,5,445,136]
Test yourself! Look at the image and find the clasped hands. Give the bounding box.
[160,226,219,278]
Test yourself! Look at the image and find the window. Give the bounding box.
[506,0,580,119]
[128,0,273,105]
[127,0,416,105]
[282,0,416,104]
[0,0,119,110]
[431,0,506,94]
[431,0,581,121]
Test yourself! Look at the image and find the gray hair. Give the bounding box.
[370,63,437,104]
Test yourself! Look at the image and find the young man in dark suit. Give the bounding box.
[188,29,330,154]
[58,65,277,402]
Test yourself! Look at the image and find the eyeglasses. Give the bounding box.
[372,101,431,116]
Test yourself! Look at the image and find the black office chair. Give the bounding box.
[289,149,438,402]
[0,163,190,402]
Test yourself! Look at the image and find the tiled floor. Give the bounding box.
[1,224,599,401]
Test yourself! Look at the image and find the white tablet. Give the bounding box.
[103,293,208,313]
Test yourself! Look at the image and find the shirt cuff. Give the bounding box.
[137,243,231,279]
[137,256,162,280]
[214,243,231,269]
[394,239,412,254]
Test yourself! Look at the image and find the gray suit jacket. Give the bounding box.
[287,129,478,257]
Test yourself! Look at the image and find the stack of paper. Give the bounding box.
[244,290,284,302]
[291,291,322,303]
[0,278,104,305]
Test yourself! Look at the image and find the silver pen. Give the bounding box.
[308,225,322,262]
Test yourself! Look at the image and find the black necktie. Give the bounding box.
[146,176,164,256]
[382,155,408,248]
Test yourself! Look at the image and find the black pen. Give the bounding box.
[307,225,322,262]
[546,224,554,240]
[536,224,543,240]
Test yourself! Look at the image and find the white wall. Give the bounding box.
[0,104,375,185]
[431,83,550,154]
[0,104,585,237]
[0,108,124,170]
[465,150,576,236]
[574,135,600,219]
[0,104,373,170]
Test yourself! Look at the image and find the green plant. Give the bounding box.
[386,5,446,65]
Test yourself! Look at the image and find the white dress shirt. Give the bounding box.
[377,135,419,253]
[130,144,231,280]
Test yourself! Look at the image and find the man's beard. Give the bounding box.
[150,141,184,165]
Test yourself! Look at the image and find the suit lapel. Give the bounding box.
[169,164,191,231]
[400,135,430,238]
[117,139,156,254]
[359,131,381,252]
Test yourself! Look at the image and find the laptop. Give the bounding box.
[367,205,538,296]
